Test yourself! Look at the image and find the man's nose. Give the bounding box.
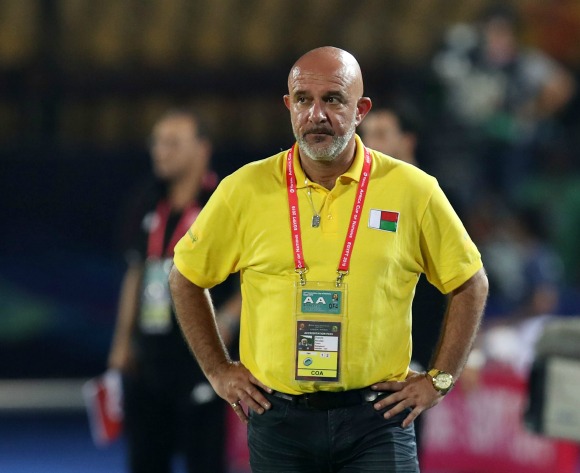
[308,100,327,123]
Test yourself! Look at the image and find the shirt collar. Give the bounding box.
[291,134,366,189]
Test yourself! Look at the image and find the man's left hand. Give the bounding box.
[370,370,443,428]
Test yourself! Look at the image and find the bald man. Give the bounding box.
[170,47,488,472]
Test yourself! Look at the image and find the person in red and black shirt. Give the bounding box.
[108,108,240,473]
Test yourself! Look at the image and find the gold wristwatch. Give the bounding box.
[426,368,454,395]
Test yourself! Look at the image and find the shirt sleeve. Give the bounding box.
[419,183,483,294]
[173,179,242,288]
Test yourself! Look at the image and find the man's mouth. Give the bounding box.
[305,129,333,137]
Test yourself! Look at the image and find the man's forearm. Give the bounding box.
[431,268,489,378]
[169,265,231,380]
[108,264,143,369]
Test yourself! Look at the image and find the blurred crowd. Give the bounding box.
[423,5,577,378]
[363,3,578,381]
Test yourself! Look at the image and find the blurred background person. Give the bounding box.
[107,108,241,473]
[431,3,576,204]
[359,104,448,459]
[358,105,418,166]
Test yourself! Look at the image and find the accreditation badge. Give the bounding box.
[139,258,173,334]
[294,281,347,384]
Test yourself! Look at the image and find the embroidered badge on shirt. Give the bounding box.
[368,209,399,232]
[187,228,198,243]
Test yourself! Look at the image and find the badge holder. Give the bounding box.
[294,281,348,389]
[139,258,173,334]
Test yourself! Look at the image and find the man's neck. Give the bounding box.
[400,152,417,166]
[299,140,357,190]
[166,174,201,210]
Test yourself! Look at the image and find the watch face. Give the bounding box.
[434,372,454,389]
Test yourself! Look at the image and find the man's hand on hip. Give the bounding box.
[370,370,443,428]
[209,361,273,424]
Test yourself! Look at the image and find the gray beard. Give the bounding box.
[296,125,356,162]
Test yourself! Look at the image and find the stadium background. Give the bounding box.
[1,1,580,472]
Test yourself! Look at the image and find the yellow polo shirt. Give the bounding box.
[174,135,482,394]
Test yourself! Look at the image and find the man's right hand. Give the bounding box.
[209,361,273,424]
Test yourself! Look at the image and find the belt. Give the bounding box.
[269,387,390,410]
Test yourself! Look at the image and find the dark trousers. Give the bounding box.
[123,371,226,473]
[248,391,419,473]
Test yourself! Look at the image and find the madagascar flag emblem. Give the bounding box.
[368,209,399,232]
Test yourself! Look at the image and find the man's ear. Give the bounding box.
[283,94,291,110]
[199,137,211,159]
[355,97,373,126]
[403,133,418,157]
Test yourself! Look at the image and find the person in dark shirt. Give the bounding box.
[359,105,448,456]
[108,108,240,473]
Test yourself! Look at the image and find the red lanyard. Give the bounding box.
[147,200,201,258]
[286,145,372,286]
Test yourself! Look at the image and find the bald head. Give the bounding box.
[289,47,364,98]
[283,46,372,167]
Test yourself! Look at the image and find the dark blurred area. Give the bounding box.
[1,0,580,379]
